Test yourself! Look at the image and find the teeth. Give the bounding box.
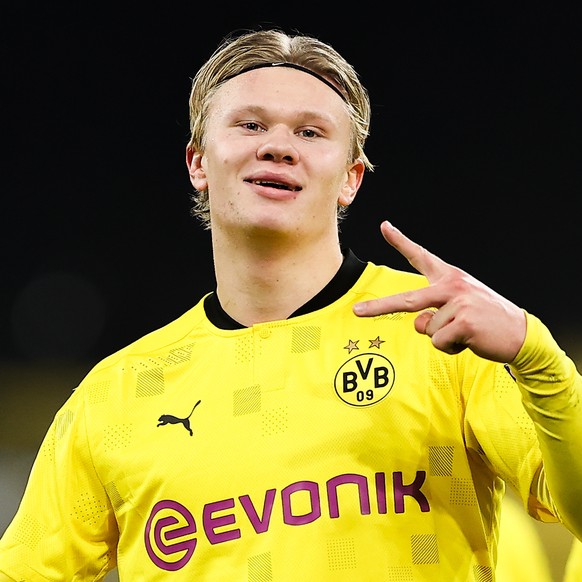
[249,179,300,192]
[255,180,288,190]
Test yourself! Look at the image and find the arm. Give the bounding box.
[510,312,582,536]
[0,385,118,577]
[353,221,582,537]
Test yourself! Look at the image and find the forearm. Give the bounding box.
[509,312,582,537]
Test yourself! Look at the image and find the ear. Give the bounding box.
[338,158,366,207]
[186,147,208,191]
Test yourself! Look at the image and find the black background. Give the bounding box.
[2,5,581,366]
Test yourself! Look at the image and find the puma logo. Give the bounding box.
[157,400,201,436]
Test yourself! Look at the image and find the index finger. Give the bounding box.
[353,287,441,317]
[380,220,449,280]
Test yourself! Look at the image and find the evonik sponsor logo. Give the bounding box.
[144,469,429,571]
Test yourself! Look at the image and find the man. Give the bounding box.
[1,28,581,580]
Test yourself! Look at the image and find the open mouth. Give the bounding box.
[246,179,301,192]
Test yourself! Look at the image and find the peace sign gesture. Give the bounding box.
[353,221,527,363]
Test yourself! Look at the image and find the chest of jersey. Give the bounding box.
[89,307,489,575]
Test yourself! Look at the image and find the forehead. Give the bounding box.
[211,66,348,118]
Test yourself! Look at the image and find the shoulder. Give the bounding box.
[76,296,209,391]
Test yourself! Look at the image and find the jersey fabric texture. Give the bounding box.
[0,252,569,581]
[495,491,553,582]
[564,538,582,582]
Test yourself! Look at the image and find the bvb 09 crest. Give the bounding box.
[334,352,395,407]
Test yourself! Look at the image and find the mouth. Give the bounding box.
[245,179,301,192]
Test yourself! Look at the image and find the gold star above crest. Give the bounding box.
[344,339,359,353]
[369,336,385,349]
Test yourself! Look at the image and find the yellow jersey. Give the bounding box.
[0,251,567,581]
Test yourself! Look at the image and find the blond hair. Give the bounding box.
[187,29,373,228]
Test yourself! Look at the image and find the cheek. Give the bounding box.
[207,139,247,175]
[200,150,226,182]
[312,148,350,181]
[316,165,351,200]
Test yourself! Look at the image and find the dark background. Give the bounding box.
[1,8,580,579]
[2,5,581,368]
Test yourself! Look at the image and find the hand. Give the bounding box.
[353,221,527,363]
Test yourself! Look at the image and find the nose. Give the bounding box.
[256,126,299,164]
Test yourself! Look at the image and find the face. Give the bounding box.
[187,66,364,241]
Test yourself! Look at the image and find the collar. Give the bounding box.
[204,248,366,329]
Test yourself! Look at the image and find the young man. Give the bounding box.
[1,28,580,581]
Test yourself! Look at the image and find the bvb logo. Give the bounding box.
[334,353,395,406]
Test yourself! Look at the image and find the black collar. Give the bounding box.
[204,248,366,330]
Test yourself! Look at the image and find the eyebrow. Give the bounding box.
[224,104,339,126]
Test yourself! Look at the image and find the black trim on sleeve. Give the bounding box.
[204,248,367,330]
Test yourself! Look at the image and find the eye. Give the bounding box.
[298,128,319,139]
[241,121,264,132]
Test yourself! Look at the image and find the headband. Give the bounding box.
[222,62,347,102]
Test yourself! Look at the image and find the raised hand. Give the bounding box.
[353,221,527,363]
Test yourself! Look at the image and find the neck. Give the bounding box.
[211,230,343,326]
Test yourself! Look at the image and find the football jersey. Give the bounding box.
[0,252,559,581]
